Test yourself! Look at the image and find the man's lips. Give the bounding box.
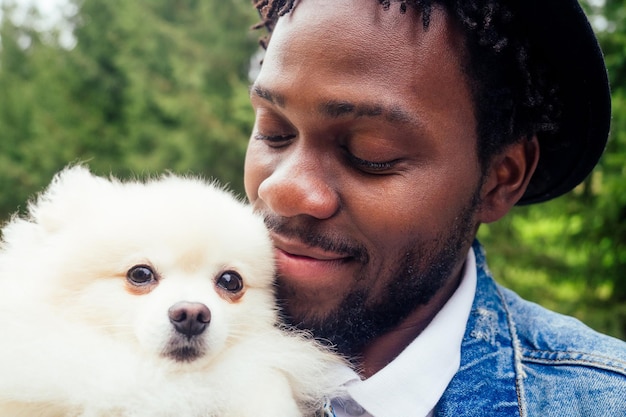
[270,233,353,283]
[272,234,348,260]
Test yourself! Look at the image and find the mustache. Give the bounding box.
[262,214,369,264]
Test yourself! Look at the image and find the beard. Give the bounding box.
[267,189,481,358]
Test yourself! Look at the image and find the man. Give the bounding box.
[244,0,626,415]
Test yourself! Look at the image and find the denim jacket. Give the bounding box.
[434,241,626,416]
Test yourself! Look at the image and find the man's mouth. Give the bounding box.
[272,233,351,261]
[271,233,355,283]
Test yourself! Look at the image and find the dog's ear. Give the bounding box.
[27,165,111,233]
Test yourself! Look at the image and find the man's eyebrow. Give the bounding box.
[319,100,414,124]
[250,85,414,124]
[250,85,285,107]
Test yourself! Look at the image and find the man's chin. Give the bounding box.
[278,249,460,358]
[280,289,395,358]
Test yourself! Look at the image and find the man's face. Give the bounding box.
[245,1,483,355]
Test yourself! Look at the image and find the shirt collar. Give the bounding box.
[333,247,477,417]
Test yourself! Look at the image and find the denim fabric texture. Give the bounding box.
[435,241,626,416]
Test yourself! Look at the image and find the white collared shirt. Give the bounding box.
[330,248,477,417]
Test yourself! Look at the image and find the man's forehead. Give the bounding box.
[270,0,440,52]
[253,1,474,140]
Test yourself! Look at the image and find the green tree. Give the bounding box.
[0,0,259,221]
[0,2,78,217]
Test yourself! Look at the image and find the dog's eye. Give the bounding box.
[127,265,156,286]
[216,271,243,293]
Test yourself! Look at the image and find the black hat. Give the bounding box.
[516,0,611,205]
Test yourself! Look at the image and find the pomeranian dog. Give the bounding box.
[0,166,345,417]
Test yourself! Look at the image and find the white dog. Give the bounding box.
[0,166,345,417]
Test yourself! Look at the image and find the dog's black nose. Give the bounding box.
[168,301,211,338]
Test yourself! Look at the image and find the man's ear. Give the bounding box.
[477,136,540,223]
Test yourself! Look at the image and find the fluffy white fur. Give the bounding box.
[0,166,345,417]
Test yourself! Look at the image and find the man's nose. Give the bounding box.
[257,151,340,220]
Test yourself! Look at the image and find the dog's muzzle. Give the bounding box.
[163,301,211,362]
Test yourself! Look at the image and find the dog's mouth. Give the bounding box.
[164,341,207,363]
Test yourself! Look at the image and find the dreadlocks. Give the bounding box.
[251,0,561,172]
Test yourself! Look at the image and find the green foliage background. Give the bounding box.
[0,0,257,201]
[0,0,624,340]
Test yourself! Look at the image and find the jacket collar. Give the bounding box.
[434,241,523,417]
